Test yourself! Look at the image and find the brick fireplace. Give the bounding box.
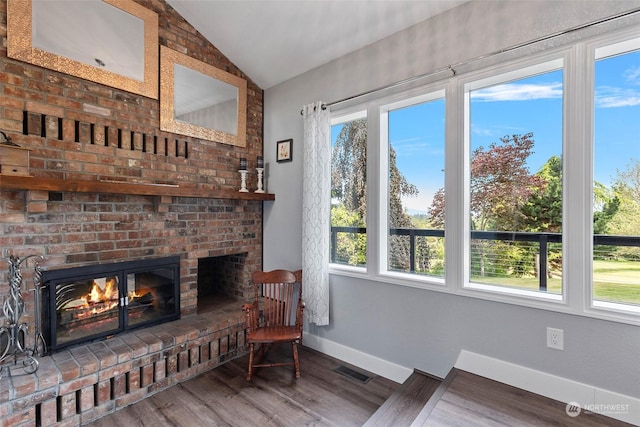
[0,0,265,340]
[198,252,249,306]
[0,0,270,424]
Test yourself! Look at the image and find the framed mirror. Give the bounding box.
[160,46,247,147]
[7,0,159,99]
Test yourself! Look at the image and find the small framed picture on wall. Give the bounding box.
[277,139,293,163]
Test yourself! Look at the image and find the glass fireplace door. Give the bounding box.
[42,256,180,352]
[125,265,178,328]
[54,274,123,347]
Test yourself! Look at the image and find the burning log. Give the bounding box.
[129,291,153,307]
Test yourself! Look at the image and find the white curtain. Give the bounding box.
[301,101,330,326]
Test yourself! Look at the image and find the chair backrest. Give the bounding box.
[293,269,302,323]
[252,270,298,327]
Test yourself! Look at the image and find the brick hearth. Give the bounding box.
[0,299,246,426]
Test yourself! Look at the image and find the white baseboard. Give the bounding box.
[303,336,639,425]
[455,350,640,426]
[303,333,412,383]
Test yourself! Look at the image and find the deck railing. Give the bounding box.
[330,226,640,292]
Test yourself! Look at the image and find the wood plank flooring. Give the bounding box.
[364,370,441,426]
[418,369,634,427]
[88,347,635,427]
[87,345,398,427]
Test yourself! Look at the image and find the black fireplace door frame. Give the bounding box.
[120,260,181,330]
[42,256,180,352]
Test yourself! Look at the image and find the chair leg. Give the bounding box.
[256,343,267,363]
[292,342,300,379]
[246,342,255,381]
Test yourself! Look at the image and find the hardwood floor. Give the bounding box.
[88,348,634,427]
[364,370,441,426]
[417,369,634,427]
[87,345,398,426]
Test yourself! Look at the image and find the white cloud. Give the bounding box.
[471,82,563,102]
[472,127,495,137]
[391,137,443,157]
[472,125,528,138]
[595,86,640,108]
[623,65,640,84]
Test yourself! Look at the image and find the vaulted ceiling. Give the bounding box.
[166,0,467,89]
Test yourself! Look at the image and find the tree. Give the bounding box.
[469,133,545,231]
[521,155,562,232]
[429,133,545,231]
[330,204,366,266]
[409,214,444,275]
[602,160,640,260]
[387,143,419,270]
[331,118,418,269]
[388,146,419,227]
[429,133,545,277]
[607,184,640,236]
[332,119,367,220]
[593,181,620,235]
[613,159,640,206]
[428,188,445,229]
[519,155,563,277]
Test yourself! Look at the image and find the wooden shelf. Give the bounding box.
[0,175,275,201]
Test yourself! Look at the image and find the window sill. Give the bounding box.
[328,268,640,326]
[464,282,563,302]
[588,300,640,325]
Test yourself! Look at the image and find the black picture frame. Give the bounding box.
[277,139,293,163]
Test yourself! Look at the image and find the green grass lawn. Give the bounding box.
[470,259,640,305]
[593,259,640,305]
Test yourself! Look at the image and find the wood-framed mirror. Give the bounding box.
[159,46,247,147]
[7,0,159,100]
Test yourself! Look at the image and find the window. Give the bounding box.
[465,62,564,297]
[382,93,446,278]
[326,25,640,324]
[593,37,640,312]
[330,111,367,267]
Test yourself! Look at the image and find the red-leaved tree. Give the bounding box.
[429,133,547,277]
[429,133,545,231]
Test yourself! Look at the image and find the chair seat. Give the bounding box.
[247,325,301,343]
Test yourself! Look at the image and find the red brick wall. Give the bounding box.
[0,0,265,336]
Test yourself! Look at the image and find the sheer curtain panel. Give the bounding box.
[301,101,330,326]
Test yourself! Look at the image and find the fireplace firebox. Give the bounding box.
[41,256,180,352]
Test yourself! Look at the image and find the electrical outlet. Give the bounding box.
[547,327,564,350]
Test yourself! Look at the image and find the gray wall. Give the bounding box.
[263,0,640,398]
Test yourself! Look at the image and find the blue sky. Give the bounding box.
[399,51,640,215]
[332,49,640,216]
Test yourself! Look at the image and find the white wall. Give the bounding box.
[263,0,640,406]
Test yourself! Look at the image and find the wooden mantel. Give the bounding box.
[0,175,275,201]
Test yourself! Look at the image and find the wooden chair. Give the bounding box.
[242,269,304,380]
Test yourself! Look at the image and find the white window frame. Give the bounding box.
[378,89,447,287]
[326,25,640,326]
[586,30,640,322]
[460,57,567,307]
[329,109,369,277]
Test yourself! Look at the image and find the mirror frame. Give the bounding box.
[7,0,159,99]
[160,46,247,147]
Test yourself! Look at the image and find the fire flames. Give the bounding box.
[74,278,147,316]
[75,277,120,317]
[88,277,118,304]
[56,274,160,346]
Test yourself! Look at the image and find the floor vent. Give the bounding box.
[335,365,372,383]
